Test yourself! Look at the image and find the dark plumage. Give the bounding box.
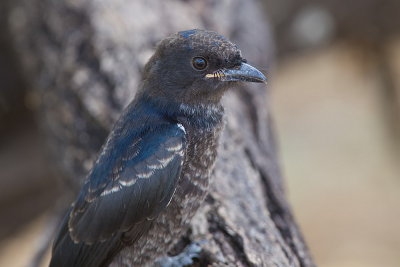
[50,29,266,267]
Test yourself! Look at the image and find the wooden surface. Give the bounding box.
[8,0,313,266]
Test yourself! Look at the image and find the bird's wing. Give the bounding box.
[67,122,186,244]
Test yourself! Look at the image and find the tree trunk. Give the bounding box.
[8,0,314,266]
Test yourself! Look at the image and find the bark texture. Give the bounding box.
[8,0,313,266]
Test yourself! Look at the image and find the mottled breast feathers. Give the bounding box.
[66,122,187,244]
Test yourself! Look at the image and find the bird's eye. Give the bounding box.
[192,57,208,70]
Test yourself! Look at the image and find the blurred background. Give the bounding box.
[0,0,400,266]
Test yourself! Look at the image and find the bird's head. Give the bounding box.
[142,29,266,106]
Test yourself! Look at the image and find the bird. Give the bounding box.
[49,29,266,267]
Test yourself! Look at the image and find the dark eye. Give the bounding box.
[192,57,208,70]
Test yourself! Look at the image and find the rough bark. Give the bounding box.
[8,0,313,266]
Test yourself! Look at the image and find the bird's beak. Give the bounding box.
[206,63,266,83]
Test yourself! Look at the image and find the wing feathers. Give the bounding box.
[67,123,186,244]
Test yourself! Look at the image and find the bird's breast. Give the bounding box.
[172,122,223,221]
